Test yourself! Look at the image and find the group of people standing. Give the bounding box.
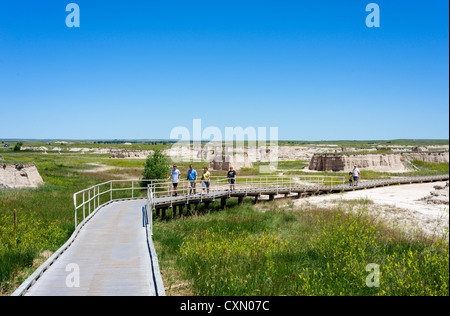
[168,164,237,196]
[349,165,361,186]
[167,163,361,194]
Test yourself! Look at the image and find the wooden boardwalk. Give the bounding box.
[23,200,158,296]
[151,175,450,218]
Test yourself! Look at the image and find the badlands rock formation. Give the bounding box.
[424,182,449,205]
[405,152,449,164]
[209,154,254,171]
[15,143,450,173]
[308,154,408,172]
[107,145,335,170]
[109,150,152,159]
[21,144,339,162]
[308,152,449,172]
[163,145,339,163]
[0,163,44,189]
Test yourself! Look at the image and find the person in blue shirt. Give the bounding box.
[187,164,198,195]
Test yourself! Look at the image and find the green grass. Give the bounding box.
[356,160,449,180]
[253,160,309,170]
[0,211,67,290]
[153,200,449,296]
[101,159,146,168]
[412,159,450,175]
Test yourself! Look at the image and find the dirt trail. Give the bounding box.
[78,163,139,180]
[81,163,116,173]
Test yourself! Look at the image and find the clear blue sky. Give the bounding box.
[0,0,448,141]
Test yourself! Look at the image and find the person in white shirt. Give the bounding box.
[168,165,181,196]
[352,165,361,186]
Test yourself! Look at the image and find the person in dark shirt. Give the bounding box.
[227,166,237,191]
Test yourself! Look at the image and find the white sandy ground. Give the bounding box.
[81,163,117,173]
[286,181,449,239]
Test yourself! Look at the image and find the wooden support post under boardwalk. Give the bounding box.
[221,197,227,210]
[268,194,275,202]
[254,195,260,204]
[186,204,193,216]
[238,196,244,205]
[161,208,167,221]
[203,202,211,214]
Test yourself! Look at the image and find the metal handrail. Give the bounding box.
[72,175,347,228]
[146,175,347,207]
[143,184,165,295]
[73,179,158,228]
[74,174,449,229]
[146,183,155,236]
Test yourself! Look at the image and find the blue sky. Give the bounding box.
[0,0,448,141]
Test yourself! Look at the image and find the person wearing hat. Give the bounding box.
[227,166,237,191]
[168,164,181,196]
[352,165,361,186]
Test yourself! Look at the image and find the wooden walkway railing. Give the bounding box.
[148,174,449,218]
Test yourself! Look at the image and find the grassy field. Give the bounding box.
[0,144,449,295]
[154,199,448,296]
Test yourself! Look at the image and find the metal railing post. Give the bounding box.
[88,189,91,217]
[74,194,77,229]
[83,191,85,220]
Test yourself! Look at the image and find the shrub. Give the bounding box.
[13,142,23,152]
[141,149,170,187]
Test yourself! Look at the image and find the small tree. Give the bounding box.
[13,142,23,151]
[141,149,170,188]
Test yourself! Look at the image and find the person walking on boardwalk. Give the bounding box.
[187,164,198,195]
[227,166,237,191]
[168,164,181,196]
[352,165,361,186]
[201,167,211,195]
[348,172,354,186]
